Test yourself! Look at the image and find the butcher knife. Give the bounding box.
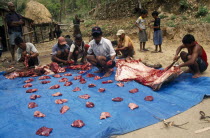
[165,56,180,71]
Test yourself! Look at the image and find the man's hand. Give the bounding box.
[139,28,142,31]
[173,55,179,62]
[106,60,113,66]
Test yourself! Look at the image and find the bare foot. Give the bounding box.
[143,49,149,51]
[151,51,158,53]
[102,70,112,77]
[184,69,193,73]
[94,69,104,73]
[192,73,201,78]
[158,50,163,53]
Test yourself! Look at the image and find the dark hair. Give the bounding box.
[182,34,195,44]
[65,35,70,38]
[14,37,23,45]
[75,34,82,40]
[152,11,159,16]
[141,9,148,15]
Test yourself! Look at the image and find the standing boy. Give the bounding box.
[150,11,162,53]
[135,9,148,52]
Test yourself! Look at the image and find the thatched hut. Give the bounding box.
[25,1,55,43]
[0,8,34,51]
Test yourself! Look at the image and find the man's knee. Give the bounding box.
[180,51,188,61]
[87,55,95,61]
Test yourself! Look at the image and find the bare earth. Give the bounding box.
[0,36,210,138]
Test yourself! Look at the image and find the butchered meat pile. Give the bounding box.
[115,59,183,90]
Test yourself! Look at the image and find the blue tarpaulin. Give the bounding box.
[0,67,210,138]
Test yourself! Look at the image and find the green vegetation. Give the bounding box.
[159,14,168,19]
[182,15,187,20]
[170,15,176,20]
[84,20,96,27]
[166,21,176,27]
[179,0,189,11]
[201,14,210,23]
[196,6,209,17]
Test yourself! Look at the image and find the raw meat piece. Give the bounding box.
[40,80,51,84]
[57,67,66,73]
[55,99,68,104]
[86,102,94,108]
[5,72,19,79]
[72,87,81,92]
[79,94,90,99]
[129,88,139,93]
[24,78,34,83]
[53,74,62,78]
[71,120,85,128]
[78,71,86,74]
[100,112,111,119]
[49,84,60,89]
[79,78,86,84]
[36,126,53,136]
[24,56,29,68]
[28,102,38,108]
[23,83,32,88]
[144,96,154,101]
[64,73,72,76]
[26,89,38,93]
[112,97,123,102]
[60,105,70,114]
[59,78,68,82]
[102,80,113,84]
[86,73,95,78]
[74,75,82,80]
[88,84,96,88]
[128,103,139,110]
[115,59,183,91]
[34,111,46,117]
[98,88,105,92]
[94,76,101,80]
[64,81,73,86]
[30,94,41,100]
[50,62,60,73]
[116,82,124,87]
[39,76,51,80]
[68,63,92,70]
[52,92,62,97]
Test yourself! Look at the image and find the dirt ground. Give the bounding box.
[0,36,210,138]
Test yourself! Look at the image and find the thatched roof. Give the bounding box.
[25,1,52,24]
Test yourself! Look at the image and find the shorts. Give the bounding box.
[121,48,135,57]
[9,32,22,45]
[139,29,148,42]
[153,30,162,45]
[194,57,208,72]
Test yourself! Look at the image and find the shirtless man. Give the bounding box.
[173,34,208,78]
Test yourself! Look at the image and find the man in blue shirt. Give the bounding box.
[51,37,70,64]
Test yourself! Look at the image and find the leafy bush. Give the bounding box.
[182,15,187,20]
[166,21,176,27]
[84,20,96,27]
[179,0,189,11]
[170,15,176,20]
[201,14,210,23]
[196,6,209,17]
[159,14,168,19]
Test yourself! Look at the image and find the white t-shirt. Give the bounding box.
[17,42,39,61]
[88,37,116,58]
[136,16,146,29]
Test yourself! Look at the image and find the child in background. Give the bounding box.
[150,11,162,53]
[135,9,148,52]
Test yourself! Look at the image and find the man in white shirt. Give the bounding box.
[14,37,39,67]
[87,27,116,77]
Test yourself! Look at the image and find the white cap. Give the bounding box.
[116,29,125,36]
